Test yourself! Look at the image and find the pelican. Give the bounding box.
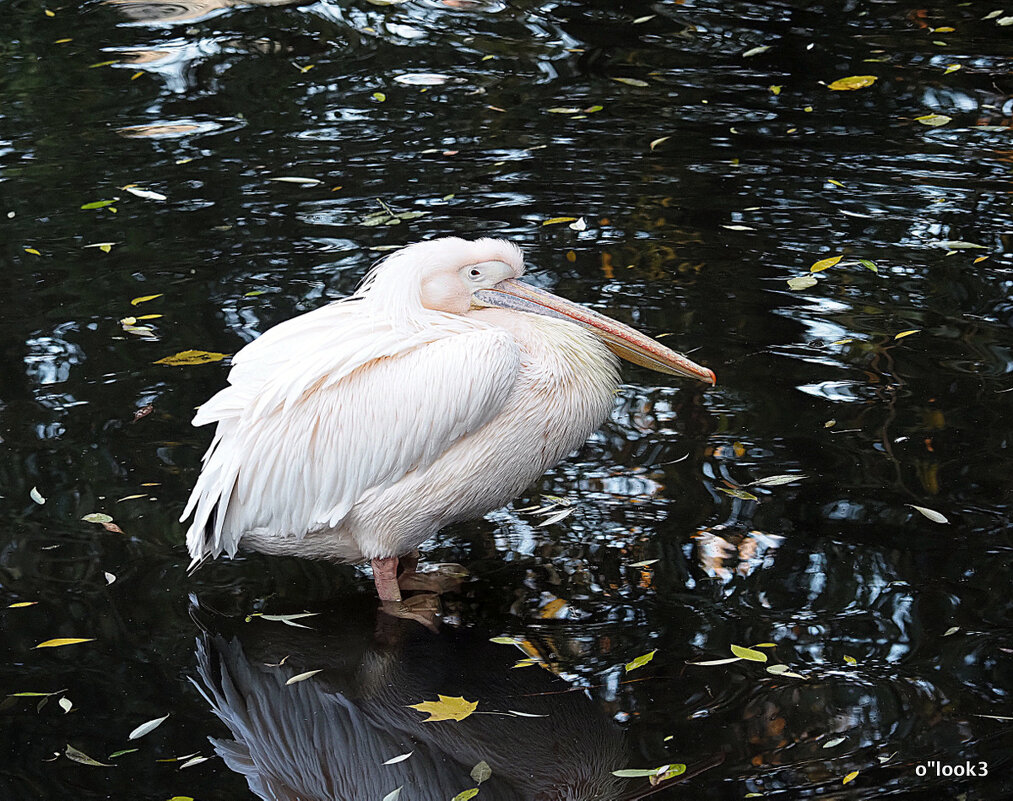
[182,237,714,606]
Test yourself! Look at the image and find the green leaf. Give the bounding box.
[718,487,759,501]
[65,744,113,767]
[859,259,878,272]
[81,200,117,210]
[82,513,113,524]
[624,649,657,673]
[786,274,818,291]
[452,789,479,801]
[730,644,767,662]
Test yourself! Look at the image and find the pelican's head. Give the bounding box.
[361,237,715,385]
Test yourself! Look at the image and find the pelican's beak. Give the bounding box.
[473,278,716,385]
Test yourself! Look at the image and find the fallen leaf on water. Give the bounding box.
[823,737,846,748]
[382,751,413,766]
[452,790,479,801]
[285,670,323,685]
[828,75,877,91]
[649,136,670,150]
[844,655,858,665]
[381,789,402,801]
[65,745,113,767]
[179,755,208,769]
[769,84,783,95]
[30,487,46,505]
[730,644,767,662]
[35,638,95,649]
[569,217,587,231]
[130,294,163,306]
[827,178,845,187]
[108,749,138,759]
[471,760,492,784]
[81,200,117,210]
[749,474,808,487]
[843,770,859,785]
[612,77,649,87]
[372,92,386,102]
[859,259,879,272]
[269,177,322,186]
[58,697,73,714]
[408,695,478,722]
[787,274,818,291]
[894,330,920,340]
[123,186,168,200]
[546,107,581,114]
[942,626,959,636]
[104,572,116,585]
[933,240,986,250]
[7,601,37,608]
[154,350,227,366]
[629,559,659,568]
[766,664,806,679]
[944,64,962,74]
[489,636,518,645]
[718,487,759,501]
[612,763,686,779]
[688,657,743,665]
[128,713,169,740]
[542,216,578,226]
[915,113,952,127]
[24,247,41,256]
[742,45,771,57]
[625,649,657,672]
[908,504,948,524]
[810,255,842,272]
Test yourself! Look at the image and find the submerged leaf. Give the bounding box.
[471,760,492,784]
[625,649,657,672]
[718,487,759,501]
[154,350,227,366]
[828,75,877,91]
[408,695,478,722]
[787,274,818,291]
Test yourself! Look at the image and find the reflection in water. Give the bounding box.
[105,0,302,26]
[192,600,633,800]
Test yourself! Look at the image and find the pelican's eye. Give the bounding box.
[469,268,481,278]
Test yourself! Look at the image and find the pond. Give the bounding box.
[2,0,1012,798]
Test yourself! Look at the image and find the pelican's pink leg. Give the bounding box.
[371,556,402,602]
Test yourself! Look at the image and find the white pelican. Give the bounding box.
[182,237,714,605]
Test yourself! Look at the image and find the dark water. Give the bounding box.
[2,0,1012,798]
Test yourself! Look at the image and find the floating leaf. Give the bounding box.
[828,75,877,91]
[154,350,227,366]
[489,636,518,645]
[718,487,759,501]
[688,657,743,666]
[723,224,754,231]
[130,294,163,306]
[58,697,73,714]
[944,64,962,74]
[382,751,413,766]
[35,638,95,649]
[766,664,805,679]
[569,217,587,231]
[908,504,948,524]
[612,764,686,779]
[894,330,920,339]
[844,655,857,665]
[24,247,41,256]
[827,178,845,187]
[81,200,116,210]
[629,559,659,568]
[179,755,208,769]
[842,770,859,785]
[536,507,574,526]
[625,649,657,673]
[30,487,46,505]
[7,601,37,608]
[258,612,319,629]
[471,760,492,784]
[285,669,323,685]
[372,92,386,102]
[65,745,113,767]
[810,255,842,273]
[769,84,783,95]
[942,626,959,636]
[408,695,478,722]
[542,216,578,226]
[730,644,767,662]
[933,240,986,250]
[915,113,952,127]
[82,513,114,524]
[452,790,479,801]
[269,177,321,185]
[104,572,116,585]
[108,749,138,759]
[546,107,581,114]
[787,274,818,291]
[859,259,879,272]
[382,789,402,801]
[128,713,169,740]
[507,709,548,718]
[124,186,168,200]
[749,474,807,487]
[742,45,771,57]
[612,77,649,87]
[649,136,670,151]
[823,737,846,748]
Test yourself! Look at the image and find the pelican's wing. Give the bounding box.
[181,307,519,564]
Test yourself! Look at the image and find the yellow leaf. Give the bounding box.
[8,601,38,608]
[612,77,649,87]
[915,113,951,127]
[136,314,162,320]
[730,644,767,662]
[943,64,962,74]
[894,329,919,339]
[810,255,842,272]
[828,75,878,91]
[843,770,859,785]
[45,8,55,15]
[625,649,657,672]
[35,638,96,649]
[827,179,845,187]
[154,350,228,366]
[372,92,386,102]
[408,695,478,722]
[844,655,857,665]
[650,136,670,151]
[542,217,578,226]
[769,85,782,95]
[100,243,112,253]
[24,247,41,256]
[130,294,163,306]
